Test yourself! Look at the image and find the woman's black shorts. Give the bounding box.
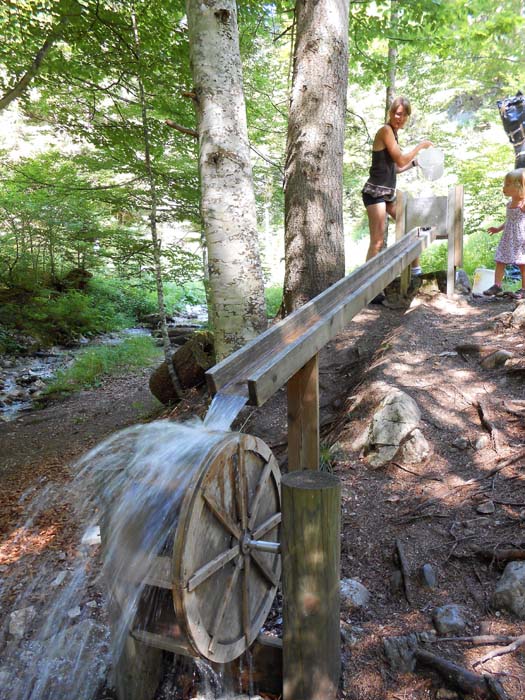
[362,191,396,207]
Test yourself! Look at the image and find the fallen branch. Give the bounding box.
[434,635,517,646]
[470,544,525,563]
[475,400,502,453]
[414,648,510,699]
[473,635,525,668]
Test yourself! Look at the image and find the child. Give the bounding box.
[484,168,525,299]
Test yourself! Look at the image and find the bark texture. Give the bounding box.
[186,0,267,360]
[283,0,349,313]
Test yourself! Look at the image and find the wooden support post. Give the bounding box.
[287,354,319,471]
[281,470,341,700]
[395,191,410,296]
[446,185,464,297]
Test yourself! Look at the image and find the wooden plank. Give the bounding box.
[142,556,172,589]
[287,355,319,471]
[395,190,410,296]
[246,229,434,406]
[454,184,464,267]
[405,194,448,238]
[281,471,341,700]
[447,186,456,297]
[206,227,434,402]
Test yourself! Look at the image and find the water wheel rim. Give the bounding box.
[172,433,281,663]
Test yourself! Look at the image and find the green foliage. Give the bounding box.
[265,284,283,318]
[43,335,161,397]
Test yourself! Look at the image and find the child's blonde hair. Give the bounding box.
[505,168,525,195]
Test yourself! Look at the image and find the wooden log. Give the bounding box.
[395,191,411,297]
[414,649,510,700]
[281,471,341,700]
[287,355,319,471]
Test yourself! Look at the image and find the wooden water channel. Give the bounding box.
[114,188,463,700]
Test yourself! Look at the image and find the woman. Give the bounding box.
[362,97,433,300]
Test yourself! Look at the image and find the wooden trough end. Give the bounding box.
[206,226,435,407]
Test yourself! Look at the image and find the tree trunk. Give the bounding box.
[282,0,349,314]
[186,0,267,361]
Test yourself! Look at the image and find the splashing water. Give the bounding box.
[0,402,250,700]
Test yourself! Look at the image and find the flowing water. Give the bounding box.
[0,393,252,700]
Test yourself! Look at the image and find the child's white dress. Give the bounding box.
[495,201,525,264]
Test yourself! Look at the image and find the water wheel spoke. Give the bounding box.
[252,512,281,541]
[208,557,243,654]
[202,489,241,540]
[186,544,240,592]
[248,460,273,529]
[242,554,251,642]
[250,550,279,588]
[235,443,248,530]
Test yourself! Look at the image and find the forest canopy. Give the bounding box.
[0,0,523,350]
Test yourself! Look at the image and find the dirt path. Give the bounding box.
[1,291,524,699]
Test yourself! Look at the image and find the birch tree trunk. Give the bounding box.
[186,0,267,360]
[283,0,349,314]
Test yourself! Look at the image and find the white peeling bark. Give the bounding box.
[186,0,267,360]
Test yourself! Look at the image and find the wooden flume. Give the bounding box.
[108,189,463,698]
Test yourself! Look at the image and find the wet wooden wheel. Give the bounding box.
[172,432,281,663]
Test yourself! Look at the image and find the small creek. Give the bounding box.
[0,328,151,422]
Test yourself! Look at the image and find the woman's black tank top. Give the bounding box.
[368,127,398,189]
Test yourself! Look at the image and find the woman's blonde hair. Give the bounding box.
[505,168,525,194]
[389,96,412,117]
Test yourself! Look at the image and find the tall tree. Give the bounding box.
[282,0,350,313]
[186,0,267,360]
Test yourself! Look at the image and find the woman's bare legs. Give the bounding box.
[365,202,388,260]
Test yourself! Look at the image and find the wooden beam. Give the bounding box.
[287,355,319,471]
[395,190,410,296]
[281,471,341,700]
[206,227,435,406]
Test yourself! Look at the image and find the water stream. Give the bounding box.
[0,393,252,700]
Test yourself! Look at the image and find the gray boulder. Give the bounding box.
[493,561,525,617]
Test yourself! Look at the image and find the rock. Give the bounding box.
[480,349,513,369]
[67,605,82,619]
[436,690,460,699]
[452,436,469,450]
[340,578,370,610]
[511,302,525,328]
[383,630,436,673]
[51,571,67,587]
[455,269,471,293]
[8,606,37,639]
[340,621,363,646]
[474,434,490,450]
[421,563,438,589]
[398,428,431,464]
[432,604,467,635]
[476,500,495,515]
[362,389,423,468]
[81,525,101,546]
[493,561,525,617]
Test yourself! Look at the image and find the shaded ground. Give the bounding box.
[1,289,524,699]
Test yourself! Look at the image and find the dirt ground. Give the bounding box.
[1,287,525,699]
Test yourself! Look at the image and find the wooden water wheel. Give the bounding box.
[129,432,281,666]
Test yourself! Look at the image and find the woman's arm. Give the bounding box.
[488,224,504,234]
[379,125,433,169]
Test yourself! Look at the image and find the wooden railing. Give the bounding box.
[206,225,436,471]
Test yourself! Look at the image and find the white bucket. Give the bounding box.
[472,267,495,294]
[418,147,444,181]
